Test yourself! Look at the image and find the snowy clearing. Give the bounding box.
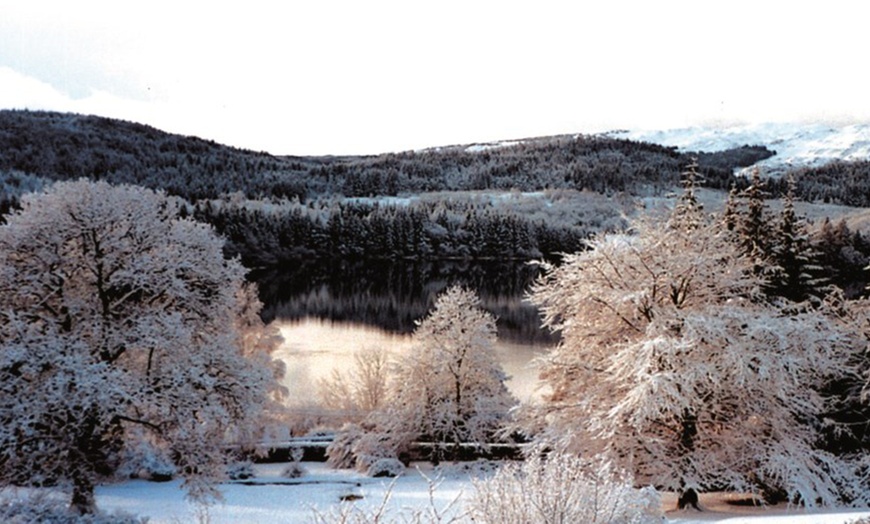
[5,463,869,523]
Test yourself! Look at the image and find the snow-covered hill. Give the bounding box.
[617,122,870,175]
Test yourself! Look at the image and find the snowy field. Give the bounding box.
[6,462,868,523]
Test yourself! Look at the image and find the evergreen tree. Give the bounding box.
[767,174,826,304]
[670,160,704,232]
[722,185,740,233]
[737,168,769,260]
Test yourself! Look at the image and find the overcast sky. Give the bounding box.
[1,1,868,155]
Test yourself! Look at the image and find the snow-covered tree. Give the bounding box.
[330,286,516,468]
[526,203,865,506]
[318,346,390,422]
[393,286,516,458]
[722,185,740,233]
[0,180,284,514]
[670,159,704,232]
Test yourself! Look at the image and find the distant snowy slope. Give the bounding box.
[618,122,870,174]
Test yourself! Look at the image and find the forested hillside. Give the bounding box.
[787,160,870,206]
[5,109,869,274]
[0,109,766,203]
[0,110,316,200]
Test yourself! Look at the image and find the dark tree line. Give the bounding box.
[194,199,590,268]
[784,160,870,206]
[724,169,870,303]
[0,110,316,201]
[691,144,776,173]
[6,109,869,283]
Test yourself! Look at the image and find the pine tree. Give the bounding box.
[737,167,769,260]
[670,159,704,232]
[767,174,826,304]
[722,185,740,233]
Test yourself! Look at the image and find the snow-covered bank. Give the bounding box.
[92,462,468,523]
[4,462,859,523]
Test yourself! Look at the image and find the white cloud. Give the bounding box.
[0,67,74,110]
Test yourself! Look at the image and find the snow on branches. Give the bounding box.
[328,286,516,469]
[396,286,517,452]
[0,180,284,513]
[527,204,866,506]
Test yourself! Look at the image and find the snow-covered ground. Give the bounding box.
[616,122,870,175]
[95,462,469,523]
[6,462,866,523]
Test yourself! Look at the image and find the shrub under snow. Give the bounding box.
[226,461,256,480]
[365,458,406,478]
[326,422,405,474]
[281,462,307,479]
[467,453,663,524]
[0,491,145,524]
[116,437,177,482]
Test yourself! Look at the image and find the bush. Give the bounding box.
[467,453,663,524]
[326,422,405,473]
[226,461,255,480]
[281,462,307,479]
[365,458,405,478]
[0,491,146,523]
[325,423,365,469]
[116,438,177,482]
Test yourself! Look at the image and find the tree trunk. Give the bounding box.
[69,408,108,515]
[677,409,701,510]
[679,408,697,452]
[677,487,700,510]
[70,471,96,515]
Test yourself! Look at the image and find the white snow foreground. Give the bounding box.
[618,122,870,174]
[4,463,869,523]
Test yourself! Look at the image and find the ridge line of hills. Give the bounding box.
[0,109,771,204]
[4,110,870,208]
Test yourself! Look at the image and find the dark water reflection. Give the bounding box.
[253,259,559,345]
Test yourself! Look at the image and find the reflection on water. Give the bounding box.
[274,318,550,404]
[254,259,559,345]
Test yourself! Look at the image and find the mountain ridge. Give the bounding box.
[620,121,870,175]
[0,109,751,202]
[4,110,870,209]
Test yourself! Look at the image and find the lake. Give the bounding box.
[255,260,558,402]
